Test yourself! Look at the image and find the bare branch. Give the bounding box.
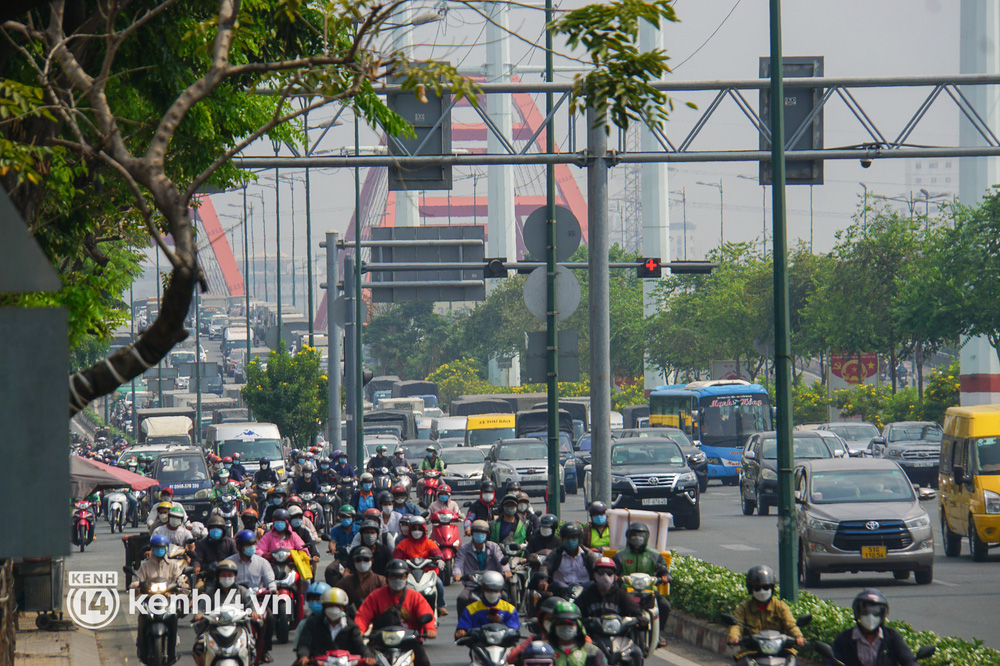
[1,20,45,41]
[99,0,183,84]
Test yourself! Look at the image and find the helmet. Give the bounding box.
[505,480,521,493]
[480,570,505,592]
[232,452,241,461]
[286,495,303,507]
[522,641,556,663]
[363,508,382,522]
[852,588,889,619]
[540,514,559,530]
[399,515,414,529]
[480,479,496,493]
[150,534,169,548]
[302,463,314,474]
[272,508,290,522]
[288,505,304,518]
[539,595,564,618]
[426,446,436,454]
[588,501,608,516]
[626,522,650,548]
[408,516,427,530]
[439,485,452,495]
[360,472,374,484]
[501,493,518,506]
[332,449,343,459]
[321,587,350,607]
[206,515,226,528]
[217,560,239,575]
[306,452,316,460]
[218,470,230,482]
[560,522,582,539]
[156,501,173,513]
[471,520,490,533]
[168,505,185,518]
[338,504,356,517]
[551,600,582,623]
[242,507,259,519]
[516,491,530,503]
[291,449,300,458]
[391,484,407,496]
[376,445,388,454]
[259,457,270,468]
[746,565,777,593]
[358,519,380,533]
[352,546,374,560]
[236,529,257,545]
[377,490,393,505]
[394,449,405,456]
[385,559,409,577]
[310,446,322,455]
[594,557,617,573]
[308,581,332,598]
[223,456,233,464]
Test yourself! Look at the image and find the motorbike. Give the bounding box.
[417,470,443,509]
[429,510,462,586]
[405,558,441,621]
[456,622,521,666]
[131,489,148,528]
[395,467,414,492]
[310,650,364,666]
[106,491,128,534]
[212,492,241,537]
[369,623,428,666]
[337,476,357,507]
[317,484,338,530]
[814,641,936,666]
[269,548,304,644]
[137,577,186,666]
[72,500,96,552]
[371,467,394,493]
[194,606,256,666]
[620,574,659,657]
[499,543,529,612]
[299,492,326,532]
[522,549,551,618]
[584,614,642,666]
[719,613,812,666]
[255,482,275,514]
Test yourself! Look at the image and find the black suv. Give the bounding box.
[739,431,833,516]
[615,427,709,492]
[871,421,943,487]
[591,438,700,529]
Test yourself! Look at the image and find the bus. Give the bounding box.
[649,380,772,485]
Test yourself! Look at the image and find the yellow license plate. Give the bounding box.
[861,546,887,559]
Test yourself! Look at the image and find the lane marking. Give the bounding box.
[934,579,959,587]
[718,544,760,551]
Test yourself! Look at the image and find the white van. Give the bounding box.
[206,422,287,479]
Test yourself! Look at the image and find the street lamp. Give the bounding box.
[696,179,724,246]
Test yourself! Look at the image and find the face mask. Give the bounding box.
[209,528,224,540]
[426,452,434,458]
[753,588,772,603]
[219,576,235,589]
[169,517,182,528]
[320,464,329,470]
[410,529,424,540]
[297,459,305,465]
[158,513,169,523]
[304,473,312,480]
[291,519,302,528]
[592,515,607,526]
[540,527,553,538]
[472,532,487,545]
[325,607,344,622]
[394,498,405,506]
[152,547,167,559]
[340,517,353,528]
[517,503,528,513]
[355,560,372,573]
[400,526,410,537]
[564,539,579,551]
[484,591,501,605]
[362,483,373,491]
[858,614,882,632]
[339,458,347,465]
[482,492,495,503]
[243,546,256,557]
[271,498,282,506]
[555,625,578,642]
[503,505,517,517]
[214,464,223,472]
[388,578,407,592]
[541,619,552,635]
[362,533,377,546]
[628,536,646,550]
[382,505,393,515]
[273,521,287,532]
[225,464,232,470]
[308,601,324,615]
[595,572,615,592]
[439,495,450,503]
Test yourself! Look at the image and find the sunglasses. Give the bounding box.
[354,558,372,563]
[751,584,774,592]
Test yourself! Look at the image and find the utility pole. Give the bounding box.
[344,254,359,467]
[322,232,342,450]
[243,187,251,365]
[130,282,136,440]
[305,112,315,347]
[544,0,560,518]
[353,95,364,467]
[195,287,202,446]
[273,141,282,348]
[589,105,611,507]
[155,248,163,407]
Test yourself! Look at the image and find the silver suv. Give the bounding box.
[795,458,934,586]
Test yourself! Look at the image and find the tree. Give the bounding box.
[365,302,462,379]
[242,343,327,447]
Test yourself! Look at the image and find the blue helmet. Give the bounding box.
[150,534,169,548]
[235,529,257,545]
[308,581,331,597]
[522,641,556,661]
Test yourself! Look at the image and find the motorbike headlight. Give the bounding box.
[904,514,931,528]
[484,628,505,645]
[761,469,778,481]
[985,489,1000,515]
[760,637,784,655]
[194,489,211,499]
[302,493,314,500]
[149,582,167,593]
[382,629,405,647]
[807,517,838,531]
[677,472,696,484]
[273,550,290,563]
[216,624,237,638]
[601,618,622,635]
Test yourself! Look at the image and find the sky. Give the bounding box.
[135,0,966,302]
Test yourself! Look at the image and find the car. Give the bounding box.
[797,421,880,456]
[430,416,468,442]
[584,438,700,529]
[363,438,399,465]
[813,430,851,459]
[437,437,464,449]
[396,439,439,468]
[148,446,214,524]
[795,458,935,586]
[483,438,564,499]
[871,421,943,487]
[739,431,835,516]
[440,447,487,494]
[522,431,578,494]
[615,427,709,492]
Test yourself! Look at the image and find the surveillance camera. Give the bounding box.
[860,159,872,169]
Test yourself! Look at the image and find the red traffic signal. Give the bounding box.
[637,257,662,278]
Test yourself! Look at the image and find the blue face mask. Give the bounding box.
[225,464,232,470]
[291,519,302,528]
[308,601,323,615]
[297,459,305,465]
[340,517,353,528]
[152,547,167,559]
[209,528,224,540]
[339,458,347,465]
[593,515,607,526]
[320,464,329,470]
[472,532,487,545]
[362,483,373,491]
[439,495,450,503]
[243,546,256,557]
[564,539,579,551]
[273,521,287,532]
[271,497,282,506]
[426,452,434,458]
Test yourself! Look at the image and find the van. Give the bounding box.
[464,413,516,448]
[939,405,1000,561]
[206,422,288,479]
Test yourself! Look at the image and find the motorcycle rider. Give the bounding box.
[240,508,261,535]
[223,456,245,483]
[147,497,187,532]
[726,565,805,660]
[355,560,438,666]
[464,480,499,534]
[286,496,320,543]
[292,463,322,495]
[507,596,564,664]
[288,505,321,564]
[338,546,387,615]
[262,486,288,524]
[548,601,608,666]
[133,534,190,662]
[329,505,359,557]
[191,515,239,579]
[391,484,420,516]
[294,587,374,666]
[365,444,392,476]
[455,570,520,639]
[453,519,511,617]
[379,491,402,538]
[191,560,259,666]
[527,514,562,555]
[515,492,540,534]
[255,508,307,560]
[392,515,448,616]
[428,485,461,516]
[315,457,338,486]
[393,448,410,471]
[253,456,280,485]
[351,519,395,576]
[830,589,919,666]
[230,452,248,481]
[232,530,277,663]
[291,450,308,478]
[331,450,355,479]
[489,493,529,545]
[576,558,644,666]
[581,502,611,552]
[420,446,445,473]
[351,472,377,513]
[539,523,599,597]
[293,582,332,651]
[152,505,195,548]
[611,522,672,647]
[209,469,244,505]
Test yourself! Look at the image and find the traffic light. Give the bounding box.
[669,261,714,275]
[637,257,662,278]
[362,370,373,386]
[484,258,507,278]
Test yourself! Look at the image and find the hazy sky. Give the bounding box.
[137,0,966,300]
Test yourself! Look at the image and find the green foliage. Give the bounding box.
[242,343,328,447]
[365,302,463,379]
[612,380,646,412]
[669,554,1000,666]
[920,360,961,424]
[426,358,493,408]
[793,381,831,424]
[831,362,960,428]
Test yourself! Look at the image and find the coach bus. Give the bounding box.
[649,380,772,486]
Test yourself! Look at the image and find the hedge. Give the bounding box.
[669,553,1000,665]
[79,407,135,445]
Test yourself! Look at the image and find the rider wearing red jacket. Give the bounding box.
[391,516,447,616]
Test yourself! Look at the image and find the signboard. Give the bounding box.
[759,56,824,185]
[368,226,485,303]
[711,360,753,382]
[830,353,878,390]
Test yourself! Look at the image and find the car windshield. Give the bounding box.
[975,437,1000,474]
[809,468,915,503]
[612,442,685,467]
[441,449,485,464]
[498,442,547,461]
[468,427,515,447]
[171,351,195,364]
[889,425,942,443]
[438,429,466,440]
[827,424,880,440]
[524,431,573,451]
[578,435,592,452]
[400,444,437,459]
[761,436,832,460]
[366,426,402,437]
[821,436,848,455]
[219,438,282,459]
[155,454,209,483]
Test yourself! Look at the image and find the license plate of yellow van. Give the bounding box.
[861,546,886,559]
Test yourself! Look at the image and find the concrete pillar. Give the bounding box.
[392,6,421,229]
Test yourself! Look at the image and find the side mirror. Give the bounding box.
[796,614,812,627]
[872,437,886,446]
[718,613,737,627]
[500,557,509,566]
[463,501,473,508]
[320,533,332,542]
[953,466,965,486]
[416,613,433,626]
[915,646,936,660]
[813,642,843,666]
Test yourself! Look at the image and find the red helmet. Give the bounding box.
[286,495,303,507]
[438,484,452,495]
[363,508,381,522]
[595,557,618,573]
[309,446,321,455]
[223,456,233,463]
[232,452,241,460]
[160,487,174,497]
[391,484,407,496]
[242,507,259,519]
[208,454,221,463]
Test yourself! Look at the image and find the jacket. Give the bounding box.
[581,524,611,550]
[489,517,528,545]
[355,586,437,634]
[830,626,918,666]
[576,583,642,620]
[351,490,376,514]
[540,546,600,583]
[453,541,509,579]
[456,598,520,632]
[393,536,443,565]
[339,571,387,610]
[526,532,561,555]
[253,468,279,485]
[727,596,802,645]
[292,476,321,495]
[295,613,373,660]
[420,457,445,472]
[332,462,356,479]
[464,499,497,528]
[612,547,670,578]
[190,536,238,571]
[428,500,462,516]
[255,528,306,560]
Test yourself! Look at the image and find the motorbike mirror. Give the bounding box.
[813,642,843,665]
[718,613,738,627]
[915,646,936,660]
[500,557,510,566]
[320,533,332,541]
[534,509,543,517]
[182,566,195,575]
[525,618,541,633]
[417,613,433,626]
[462,501,473,508]
[795,614,812,627]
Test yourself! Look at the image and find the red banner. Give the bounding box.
[831,353,878,385]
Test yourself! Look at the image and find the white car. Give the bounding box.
[440,447,487,494]
[483,438,563,499]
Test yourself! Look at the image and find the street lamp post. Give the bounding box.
[272,140,282,348]
[697,179,724,245]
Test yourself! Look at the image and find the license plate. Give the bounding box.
[861,546,886,559]
[522,475,546,481]
[909,461,936,468]
[454,479,476,487]
[722,459,740,467]
[641,497,670,506]
[183,504,197,511]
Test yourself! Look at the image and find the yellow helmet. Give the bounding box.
[156,501,173,512]
[321,587,350,607]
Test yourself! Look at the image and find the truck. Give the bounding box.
[134,407,196,444]
[139,416,194,447]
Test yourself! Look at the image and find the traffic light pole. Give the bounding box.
[544,0,560,518]
[344,253,359,468]
[322,232,342,452]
